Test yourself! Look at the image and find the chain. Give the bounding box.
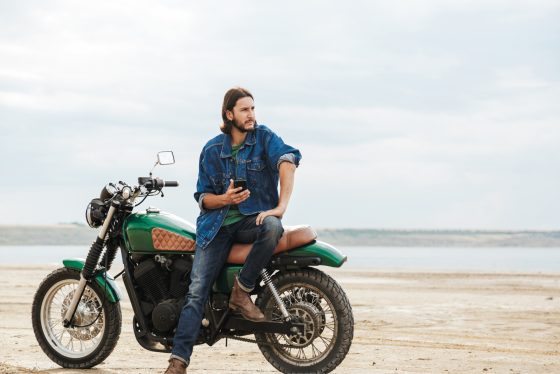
[220,334,298,348]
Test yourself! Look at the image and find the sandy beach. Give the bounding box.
[0,265,558,373]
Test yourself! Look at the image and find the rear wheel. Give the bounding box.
[255,268,354,373]
[31,267,121,368]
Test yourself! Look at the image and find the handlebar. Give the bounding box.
[138,177,179,190]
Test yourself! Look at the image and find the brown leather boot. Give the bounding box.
[164,358,186,374]
[229,276,265,322]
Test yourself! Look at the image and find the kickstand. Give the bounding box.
[225,336,228,347]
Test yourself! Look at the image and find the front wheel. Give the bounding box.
[255,268,354,373]
[31,267,121,368]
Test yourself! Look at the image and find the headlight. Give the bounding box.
[85,198,108,228]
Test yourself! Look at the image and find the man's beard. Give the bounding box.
[232,118,256,133]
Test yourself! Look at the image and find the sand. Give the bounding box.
[0,265,559,373]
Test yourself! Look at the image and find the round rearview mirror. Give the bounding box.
[157,151,175,165]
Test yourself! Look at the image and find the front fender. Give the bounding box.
[63,258,122,303]
[287,240,347,267]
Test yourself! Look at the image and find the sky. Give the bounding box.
[1,1,559,230]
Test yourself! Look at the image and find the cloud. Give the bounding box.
[0,1,559,229]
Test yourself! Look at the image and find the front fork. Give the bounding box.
[62,204,117,327]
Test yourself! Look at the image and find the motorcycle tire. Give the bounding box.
[255,268,354,373]
[31,267,121,368]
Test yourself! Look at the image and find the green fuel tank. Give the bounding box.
[123,210,197,254]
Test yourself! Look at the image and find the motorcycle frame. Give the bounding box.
[63,195,347,353]
[116,237,311,353]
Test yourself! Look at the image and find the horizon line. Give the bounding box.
[0,223,559,233]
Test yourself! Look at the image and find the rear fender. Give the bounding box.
[213,241,347,294]
[283,240,347,267]
[63,258,122,303]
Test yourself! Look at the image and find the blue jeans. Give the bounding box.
[170,215,284,366]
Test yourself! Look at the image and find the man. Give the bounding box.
[164,87,302,374]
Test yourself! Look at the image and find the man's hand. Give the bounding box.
[256,206,286,225]
[224,179,250,205]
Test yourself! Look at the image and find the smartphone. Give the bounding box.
[233,179,247,192]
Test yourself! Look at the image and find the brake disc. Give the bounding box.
[284,301,322,348]
[60,290,103,340]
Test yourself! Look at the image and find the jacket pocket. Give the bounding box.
[247,158,265,171]
[210,173,226,193]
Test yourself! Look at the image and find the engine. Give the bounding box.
[133,254,193,334]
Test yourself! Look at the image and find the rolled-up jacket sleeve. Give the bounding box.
[265,130,302,171]
[197,193,208,212]
[277,153,298,169]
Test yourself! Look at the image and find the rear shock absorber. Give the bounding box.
[260,269,290,320]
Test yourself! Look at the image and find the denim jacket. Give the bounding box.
[194,124,302,249]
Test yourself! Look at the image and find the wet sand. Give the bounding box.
[0,265,559,373]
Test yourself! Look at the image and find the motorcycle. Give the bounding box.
[31,151,354,373]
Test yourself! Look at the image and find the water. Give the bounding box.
[0,245,116,266]
[340,246,560,272]
[0,245,559,272]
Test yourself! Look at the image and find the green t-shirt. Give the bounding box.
[222,143,246,226]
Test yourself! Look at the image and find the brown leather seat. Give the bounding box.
[227,225,317,264]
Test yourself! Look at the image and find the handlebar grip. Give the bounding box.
[137,177,179,189]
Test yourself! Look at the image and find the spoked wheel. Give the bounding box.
[255,268,354,373]
[31,267,121,368]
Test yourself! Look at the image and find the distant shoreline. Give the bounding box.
[1,224,560,247]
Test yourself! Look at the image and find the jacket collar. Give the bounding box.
[220,125,257,158]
